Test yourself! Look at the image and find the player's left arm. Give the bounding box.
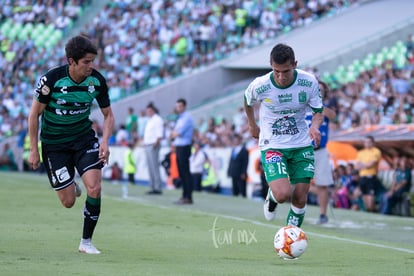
[309,111,323,147]
[99,106,114,165]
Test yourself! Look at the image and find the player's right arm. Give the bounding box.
[244,96,260,139]
[28,99,46,170]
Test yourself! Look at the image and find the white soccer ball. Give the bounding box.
[274,225,308,259]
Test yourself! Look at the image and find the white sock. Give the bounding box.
[268,188,278,203]
[81,238,91,244]
[291,204,306,215]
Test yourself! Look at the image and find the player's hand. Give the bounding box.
[99,143,110,165]
[309,126,321,148]
[249,124,260,139]
[29,150,40,170]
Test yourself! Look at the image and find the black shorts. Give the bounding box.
[41,130,103,191]
[359,176,377,196]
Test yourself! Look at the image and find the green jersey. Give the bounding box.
[34,65,110,144]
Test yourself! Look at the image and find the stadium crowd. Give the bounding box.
[1,0,362,142]
[1,1,414,216]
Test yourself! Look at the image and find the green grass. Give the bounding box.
[1,172,414,275]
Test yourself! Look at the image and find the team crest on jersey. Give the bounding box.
[41,85,50,95]
[265,150,283,164]
[88,85,95,93]
[304,163,315,172]
[298,91,306,103]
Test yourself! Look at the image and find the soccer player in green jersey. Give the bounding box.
[244,43,324,227]
[28,35,115,254]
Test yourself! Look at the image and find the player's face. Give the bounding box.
[271,60,297,87]
[70,53,96,80]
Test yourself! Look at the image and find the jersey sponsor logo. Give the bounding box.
[61,86,68,94]
[41,85,50,95]
[297,79,312,87]
[265,150,283,164]
[36,76,47,89]
[86,148,99,154]
[68,108,88,115]
[278,109,298,115]
[86,143,99,154]
[272,116,299,136]
[56,99,66,105]
[56,109,67,115]
[56,108,88,115]
[255,84,271,94]
[55,166,70,183]
[278,93,292,103]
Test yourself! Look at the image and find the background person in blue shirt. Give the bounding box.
[170,98,195,204]
[306,80,337,224]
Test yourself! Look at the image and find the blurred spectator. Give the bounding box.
[227,134,249,198]
[161,144,181,189]
[355,136,382,212]
[380,155,412,215]
[110,161,123,182]
[125,107,138,143]
[333,164,351,209]
[115,124,129,146]
[124,142,136,185]
[170,98,195,204]
[189,141,209,192]
[0,142,18,171]
[143,102,164,195]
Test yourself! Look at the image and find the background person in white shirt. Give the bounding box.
[189,141,209,192]
[143,102,164,195]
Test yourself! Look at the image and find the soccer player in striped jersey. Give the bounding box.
[28,35,114,254]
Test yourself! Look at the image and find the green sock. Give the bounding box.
[286,206,305,227]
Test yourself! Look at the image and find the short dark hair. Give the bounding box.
[366,135,375,143]
[270,43,295,65]
[65,35,98,63]
[177,98,187,107]
[318,80,329,98]
[146,102,159,114]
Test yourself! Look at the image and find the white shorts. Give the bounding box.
[313,147,334,186]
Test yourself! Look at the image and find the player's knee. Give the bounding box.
[86,183,102,198]
[274,191,290,203]
[61,198,76,208]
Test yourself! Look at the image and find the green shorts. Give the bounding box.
[261,146,314,184]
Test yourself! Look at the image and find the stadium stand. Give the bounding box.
[1,0,414,216]
[1,0,361,141]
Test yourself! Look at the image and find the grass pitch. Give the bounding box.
[1,171,414,276]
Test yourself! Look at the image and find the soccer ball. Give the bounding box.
[274,225,308,259]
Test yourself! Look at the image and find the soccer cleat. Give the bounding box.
[263,198,277,221]
[74,181,82,197]
[79,239,101,254]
